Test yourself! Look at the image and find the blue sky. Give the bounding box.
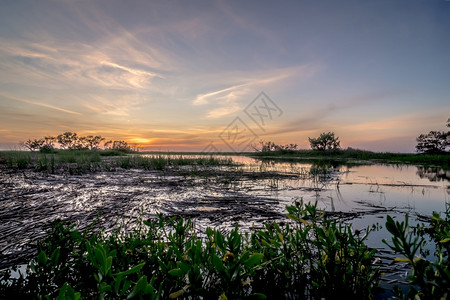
[0,0,449,152]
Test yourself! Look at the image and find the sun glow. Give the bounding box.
[128,137,153,144]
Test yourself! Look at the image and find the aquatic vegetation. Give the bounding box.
[0,151,235,175]
[252,199,380,299]
[1,202,447,298]
[0,150,103,174]
[250,148,450,169]
[1,151,32,169]
[115,155,235,171]
[0,202,381,299]
[383,209,450,299]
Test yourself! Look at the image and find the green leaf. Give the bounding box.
[215,231,225,249]
[50,247,61,264]
[94,247,106,268]
[179,261,191,273]
[244,253,264,269]
[114,275,123,293]
[231,267,240,281]
[99,283,112,293]
[212,254,225,273]
[114,262,146,277]
[105,256,112,274]
[37,250,48,266]
[57,282,81,300]
[127,275,148,299]
[168,268,184,277]
[257,232,270,240]
[144,283,155,295]
[56,282,68,300]
[385,216,397,234]
[286,214,299,222]
[120,279,132,297]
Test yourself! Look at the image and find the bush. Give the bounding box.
[39,144,56,153]
[416,131,449,154]
[415,119,450,154]
[383,210,450,299]
[254,141,298,153]
[0,202,381,299]
[308,132,341,151]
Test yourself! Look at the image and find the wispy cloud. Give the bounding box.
[193,83,248,106]
[192,65,316,119]
[0,33,166,90]
[1,93,81,115]
[80,93,147,117]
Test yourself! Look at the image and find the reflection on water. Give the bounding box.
[245,157,448,298]
[416,166,450,182]
[241,159,449,213]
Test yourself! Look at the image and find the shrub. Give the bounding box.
[0,202,381,299]
[308,132,341,151]
[383,210,450,299]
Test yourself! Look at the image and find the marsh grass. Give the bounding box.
[0,151,235,175]
[1,151,33,169]
[115,155,235,171]
[251,148,450,169]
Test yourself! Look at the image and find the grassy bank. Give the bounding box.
[3,149,448,172]
[0,150,235,174]
[249,148,450,169]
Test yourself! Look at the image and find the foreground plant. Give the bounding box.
[0,202,381,299]
[251,200,380,299]
[383,210,450,299]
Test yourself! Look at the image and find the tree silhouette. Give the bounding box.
[416,131,449,154]
[85,135,105,150]
[40,136,56,152]
[308,132,341,151]
[24,139,44,151]
[57,132,79,149]
[23,132,131,152]
[415,119,450,154]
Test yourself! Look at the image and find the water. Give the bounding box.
[228,157,449,297]
[1,154,448,296]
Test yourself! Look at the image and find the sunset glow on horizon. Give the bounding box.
[1,0,449,153]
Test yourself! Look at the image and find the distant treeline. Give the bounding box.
[21,132,133,152]
[255,118,450,155]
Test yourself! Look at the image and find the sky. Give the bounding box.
[0,0,449,152]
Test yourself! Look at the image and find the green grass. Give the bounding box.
[0,150,105,174]
[115,155,235,170]
[0,151,236,174]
